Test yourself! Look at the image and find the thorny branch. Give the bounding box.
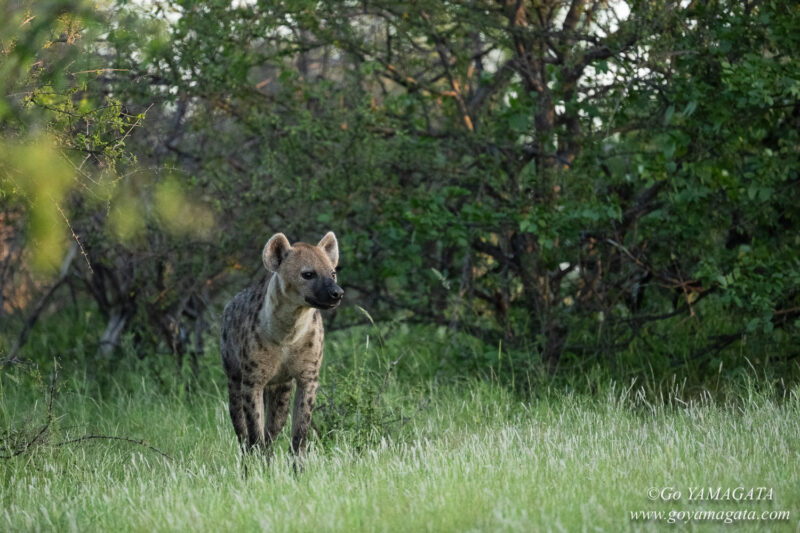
[0,365,174,462]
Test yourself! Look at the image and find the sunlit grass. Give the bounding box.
[1,367,798,532]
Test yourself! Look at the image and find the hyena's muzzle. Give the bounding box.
[304,275,343,310]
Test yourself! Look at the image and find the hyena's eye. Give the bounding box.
[331,271,337,280]
[301,271,316,280]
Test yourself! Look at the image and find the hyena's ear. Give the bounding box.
[317,231,339,268]
[263,233,292,272]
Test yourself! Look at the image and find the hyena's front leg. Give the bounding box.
[265,382,293,447]
[290,379,319,467]
[242,376,266,451]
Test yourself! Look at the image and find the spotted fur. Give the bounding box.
[220,232,341,464]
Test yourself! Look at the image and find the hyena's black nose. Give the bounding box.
[329,286,344,301]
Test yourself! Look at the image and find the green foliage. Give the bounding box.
[2,0,799,385]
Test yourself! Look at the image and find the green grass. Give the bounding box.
[1,373,798,532]
[1,324,799,532]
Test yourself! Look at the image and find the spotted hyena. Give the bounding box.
[220,232,342,464]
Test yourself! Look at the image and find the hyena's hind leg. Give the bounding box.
[227,373,252,478]
[227,374,248,446]
[221,326,247,446]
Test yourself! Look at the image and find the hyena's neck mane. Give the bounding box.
[258,273,316,345]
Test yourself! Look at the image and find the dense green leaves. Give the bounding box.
[2,0,799,382]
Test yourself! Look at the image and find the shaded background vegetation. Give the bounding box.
[1,0,799,389]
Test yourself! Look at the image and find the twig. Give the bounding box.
[5,245,77,362]
[112,103,153,153]
[379,350,408,395]
[673,259,695,317]
[52,435,175,461]
[673,331,743,367]
[71,68,130,76]
[605,238,649,271]
[606,238,703,292]
[0,363,174,462]
[420,10,474,131]
[0,365,58,458]
[381,397,432,430]
[52,200,92,273]
[397,397,431,429]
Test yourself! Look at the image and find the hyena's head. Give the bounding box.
[262,231,343,310]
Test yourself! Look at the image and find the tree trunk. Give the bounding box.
[97,309,131,358]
